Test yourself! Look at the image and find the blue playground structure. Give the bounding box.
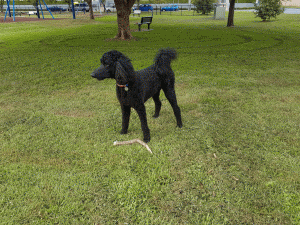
[4,0,55,22]
[4,0,81,21]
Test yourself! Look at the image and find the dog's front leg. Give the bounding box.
[135,105,150,143]
[120,104,131,134]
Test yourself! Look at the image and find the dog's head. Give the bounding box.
[91,50,134,85]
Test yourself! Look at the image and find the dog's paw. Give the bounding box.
[143,137,150,143]
[120,130,128,134]
[153,114,159,118]
[177,124,183,128]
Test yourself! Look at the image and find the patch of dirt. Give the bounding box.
[105,36,140,42]
[131,29,153,32]
[0,16,67,23]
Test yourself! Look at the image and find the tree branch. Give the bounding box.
[113,139,153,154]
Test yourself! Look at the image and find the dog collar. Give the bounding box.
[116,83,129,91]
[116,83,128,88]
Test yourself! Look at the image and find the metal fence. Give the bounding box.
[1,3,257,16]
[2,3,258,11]
[130,5,218,17]
[2,4,68,11]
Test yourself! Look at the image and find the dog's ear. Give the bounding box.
[115,61,128,84]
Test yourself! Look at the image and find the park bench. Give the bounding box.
[28,11,37,16]
[133,10,141,17]
[137,16,152,31]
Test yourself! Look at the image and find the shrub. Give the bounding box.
[192,0,214,15]
[254,0,284,21]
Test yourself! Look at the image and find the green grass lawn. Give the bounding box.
[0,12,300,224]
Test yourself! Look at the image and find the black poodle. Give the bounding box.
[91,48,182,142]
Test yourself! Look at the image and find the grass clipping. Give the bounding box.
[114,139,153,154]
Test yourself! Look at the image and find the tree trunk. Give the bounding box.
[227,0,235,27]
[86,0,94,19]
[115,11,132,39]
[114,0,135,40]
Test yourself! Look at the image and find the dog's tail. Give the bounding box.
[154,48,177,75]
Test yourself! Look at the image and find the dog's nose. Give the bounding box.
[91,73,95,77]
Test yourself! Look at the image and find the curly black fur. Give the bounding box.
[91,48,182,142]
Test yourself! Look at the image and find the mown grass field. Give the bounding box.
[0,12,300,224]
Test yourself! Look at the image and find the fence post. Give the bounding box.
[36,1,40,19]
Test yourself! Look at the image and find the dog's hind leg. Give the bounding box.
[120,105,131,134]
[134,105,151,143]
[152,91,162,118]
[163,87,183,128]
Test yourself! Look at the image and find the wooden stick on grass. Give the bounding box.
[113,139,153,154]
